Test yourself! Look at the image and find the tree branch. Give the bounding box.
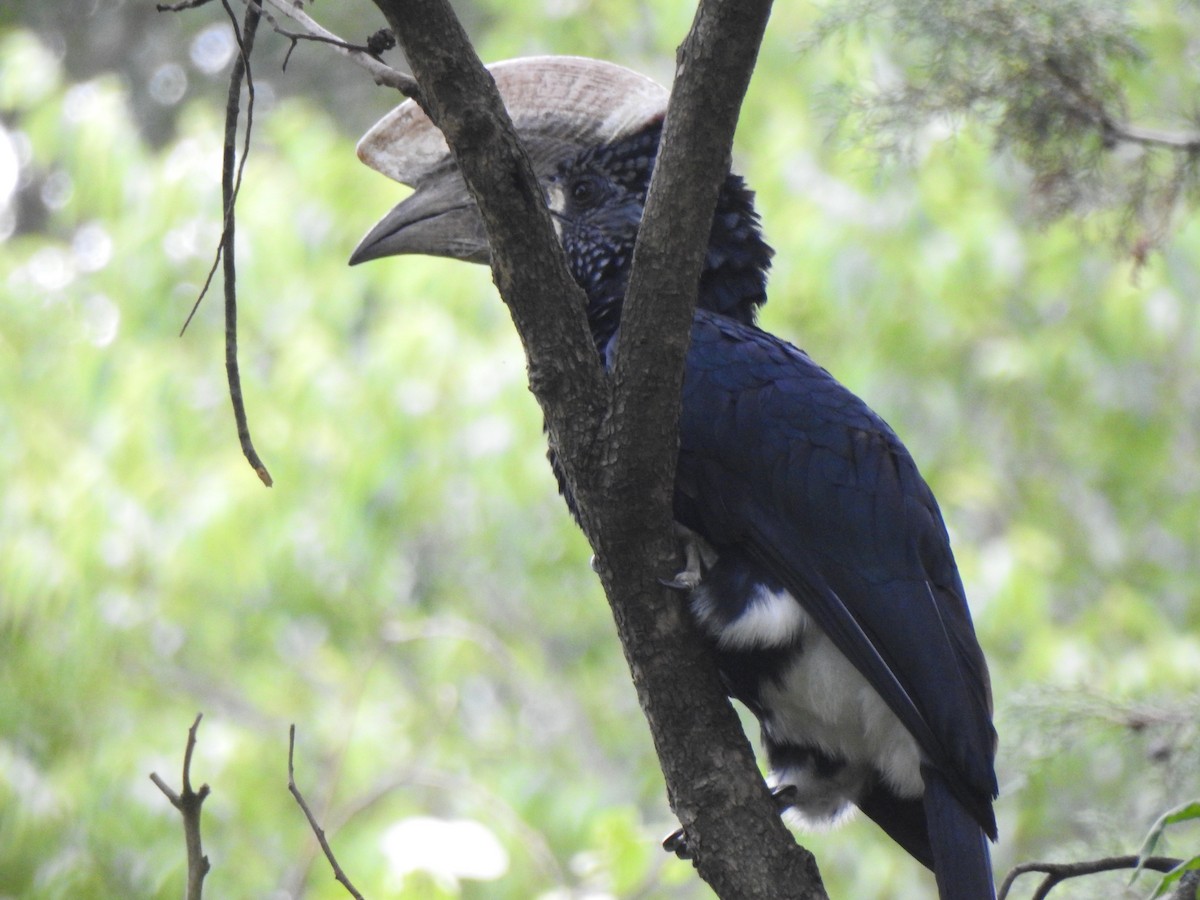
[369,0,823,896]
[150,714,212,900]
[1043,56,1200,153]
[998,854,1184,900]
[162,0,272,486]
[219,0,273,487]
[603,4,824,890]
[286,725,366,900]
[251,0,417,95]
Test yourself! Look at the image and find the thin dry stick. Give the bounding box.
[165,0,272,485]
[150,714,212,900]
[174,0,254,337]
[219,0,272,487]
[251,0,418,94]
[287,725,366,900]
[277,26,397,71]
[166,0,418,486]
[998,854,1184,900]
[156,0,215,10]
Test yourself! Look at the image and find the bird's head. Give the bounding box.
[349,56,667,267]
[351,56,771,332]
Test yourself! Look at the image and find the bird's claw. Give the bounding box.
[662,785,798,861]
[772,783,799,812]
[659,571,701,591]
[661,525,714,591]
[662,826,693,859]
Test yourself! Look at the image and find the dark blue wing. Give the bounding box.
[674,311,998,833]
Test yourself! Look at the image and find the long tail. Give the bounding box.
[922,765,996,900]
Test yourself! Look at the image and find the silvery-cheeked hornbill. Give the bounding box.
[351,57,999,900]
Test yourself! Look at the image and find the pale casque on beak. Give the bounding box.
[348,56,669,267]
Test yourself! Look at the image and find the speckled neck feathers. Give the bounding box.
[549,122,774,353]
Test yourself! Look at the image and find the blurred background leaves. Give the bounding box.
[1,1,1198,897]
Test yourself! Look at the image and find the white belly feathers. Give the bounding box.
[691,580,924,824]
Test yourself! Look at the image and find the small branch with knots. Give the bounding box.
[243,0,417,94]
[158,0,416,95]
[253,0,416,93]
[150,714,212,900]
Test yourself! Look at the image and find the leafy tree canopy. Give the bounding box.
[1,1,1197,897]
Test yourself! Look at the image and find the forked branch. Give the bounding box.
[150,714,212,900]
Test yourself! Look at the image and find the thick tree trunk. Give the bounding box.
[368,1,827,897]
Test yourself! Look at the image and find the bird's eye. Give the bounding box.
[570,177,601,208]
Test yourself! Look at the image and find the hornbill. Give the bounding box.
[351,57,999,900]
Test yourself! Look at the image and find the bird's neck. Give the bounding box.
[699,174,773,325]
[581,175,773,358]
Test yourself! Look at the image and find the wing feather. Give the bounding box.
[676,311,997,832]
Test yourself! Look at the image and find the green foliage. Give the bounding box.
[1139,802,1200,898]
[1,2,1199,899]
[814,0,1200,243]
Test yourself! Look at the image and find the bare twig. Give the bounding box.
[177,0,256,339]
[157,0,215,10]
[287,725,365,900]
[252,0,417,95]
[998,854,1184,900]
[219,0,272,487]
[150,714,212,900]
[160,0,414,98]
[169,0,272,485]
[277,27,396,72]
[164,0,423,487]
[168,0,416,488]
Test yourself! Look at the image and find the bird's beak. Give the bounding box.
[348,56,668,267]
[349,171,489,266]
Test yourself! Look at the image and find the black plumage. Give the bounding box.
[554,122,772,339]
[548,124,999,900]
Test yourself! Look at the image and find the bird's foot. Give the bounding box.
[771,783,799,812]
[662,826,693,859]
[659,569,702,592]
[659,539,703,591]
[662,785,799,861]
[659,525,717,591]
